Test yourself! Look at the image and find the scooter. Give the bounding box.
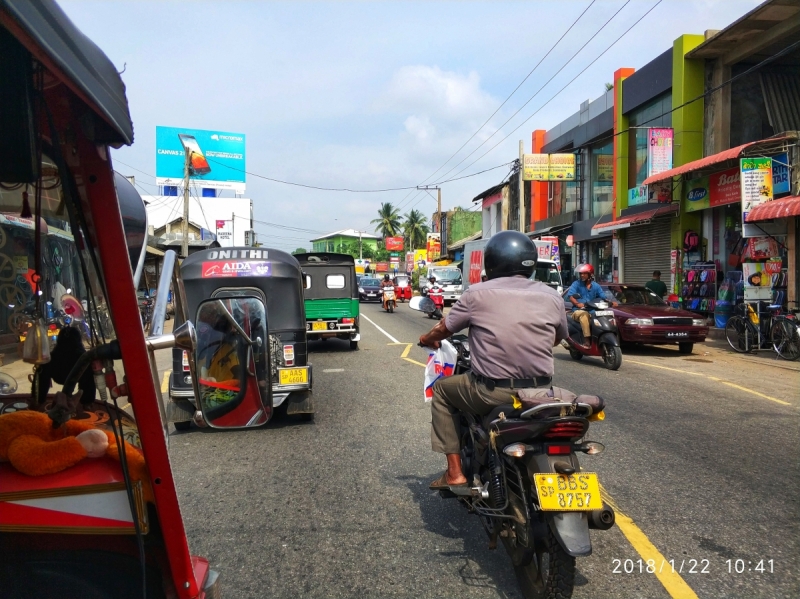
[427,284,444,319]
[562,299,622,370]
[382,285,397,313]
[408,296,615,599]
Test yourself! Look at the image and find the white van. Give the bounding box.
[424,266,463,304]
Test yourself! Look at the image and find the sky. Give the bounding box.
[60,0,762,252]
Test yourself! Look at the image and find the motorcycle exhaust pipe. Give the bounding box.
[588,506,615,530]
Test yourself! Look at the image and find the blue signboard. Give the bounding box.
[772,153,789,195]
[155,126,246,192]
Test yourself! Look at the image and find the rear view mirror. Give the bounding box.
[409,296,435,313]
[194,296,270,428]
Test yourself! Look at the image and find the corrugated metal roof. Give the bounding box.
[745,195,800,221]
[592,204,677,234]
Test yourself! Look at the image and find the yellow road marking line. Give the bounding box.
[161,371,170,393]
[400,343,412,358]
[600,485,699,599]
[403,357,427,367]
[626,359,791,406]
[119,403,130,411]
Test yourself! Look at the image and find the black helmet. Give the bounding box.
[383,274,390,280]
[484,231,537,279]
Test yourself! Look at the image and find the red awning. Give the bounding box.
[591,204,677,235]
[745,196,800,222]
[642,135,794,186]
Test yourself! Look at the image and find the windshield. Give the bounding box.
[532,265,561,285]
[607,287,667,306]
[361,278,380,286]
[431,269,461,283]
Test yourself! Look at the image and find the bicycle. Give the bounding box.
[770,301,800,361]
[725,314,759,353]
[725,301,800,360]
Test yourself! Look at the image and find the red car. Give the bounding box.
[605,284,708,354]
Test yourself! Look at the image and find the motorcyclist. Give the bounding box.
[419,231,568,489]
[380,274,394,308]
[566,264,617,348]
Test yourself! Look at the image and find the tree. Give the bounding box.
[402,208,429,249]
[371,202,402,238]
[292,247,308,254]
[604,82,613,91]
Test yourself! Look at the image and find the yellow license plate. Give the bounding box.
[533,472,602,511]
[311,322,327,331]
[279,368,308,385]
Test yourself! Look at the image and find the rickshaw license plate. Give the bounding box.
[533,472,602,511]
[312,322,327,331]
[279,368,308,385]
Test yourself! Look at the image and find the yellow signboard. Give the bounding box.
[523,154,549,181]
[549,154,575,180]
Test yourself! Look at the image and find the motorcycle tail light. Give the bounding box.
[341,318,355,324]
[182,350,190,372]
[546,444,571,455]
[544,422,586,439]
[48,324,57,331]
[283,344,295,366]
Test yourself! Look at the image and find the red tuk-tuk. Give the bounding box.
[0,2,217,597]
[393,275,413,302]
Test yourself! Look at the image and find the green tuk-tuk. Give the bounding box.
[295,253,360,350]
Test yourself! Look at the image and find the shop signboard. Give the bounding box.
[376,262,389,272]
[523,154,549,181]
[684,168,741,212]
[405,252,414,272]
[647,128,673,177]
[155,126,246,193]
[772,153,789,195]
[541,235,560,267]
[596,154,613,182]
[741,157,773,238]
[650,180,672,203]
[548,154,575,180]
[385,237,404,251]
[628,185,648,206]
[414,249,428,270]
[426,233,441,262]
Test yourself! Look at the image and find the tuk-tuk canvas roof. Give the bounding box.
[1,0,134,146]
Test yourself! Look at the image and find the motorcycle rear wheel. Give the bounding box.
[389,304,394,313]
[601,343,622,370]
[512,528,575,599]
[568,349,583,361]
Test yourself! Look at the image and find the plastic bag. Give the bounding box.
[423,339,457,402]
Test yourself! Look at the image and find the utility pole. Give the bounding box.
[358,230,362,260]
[519,140,526,234]
[181,146,190,259]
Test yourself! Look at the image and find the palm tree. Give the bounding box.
[371,202,402,238]
[403,209,429,249]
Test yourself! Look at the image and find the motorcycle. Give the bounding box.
[427,283,444,319]
[382,285,397,313]
[409,295,615,599]
[562,299,622,370]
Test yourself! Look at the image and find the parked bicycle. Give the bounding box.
[725,301,800,360]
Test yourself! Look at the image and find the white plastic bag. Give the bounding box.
[423,339,457,402]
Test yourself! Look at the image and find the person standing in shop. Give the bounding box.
[645,270,668,298]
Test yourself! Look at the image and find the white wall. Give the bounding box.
[143,195,251,247]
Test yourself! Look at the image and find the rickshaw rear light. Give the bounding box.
[283,344,295,366]
[341,318,354,324]
[182,350,190,372]
[48,324,57,331]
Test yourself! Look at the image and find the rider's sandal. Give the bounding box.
[429,472,468,490]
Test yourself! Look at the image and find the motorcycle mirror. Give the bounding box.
[409,296,435,313]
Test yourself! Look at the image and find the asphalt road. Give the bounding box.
[162,300,799,599]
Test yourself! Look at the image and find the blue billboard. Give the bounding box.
[155,126,246,193]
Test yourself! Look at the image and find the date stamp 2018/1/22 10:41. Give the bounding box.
[611,558,775,575]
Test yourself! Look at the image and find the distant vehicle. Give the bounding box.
[423,267,463,304]
[463,237,563,293]
[358,277,383,302]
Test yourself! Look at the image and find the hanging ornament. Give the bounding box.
[22,317,51,364]
[20,190,32,218]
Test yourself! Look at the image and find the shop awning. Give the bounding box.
[642,135,796,186]
[591,204,677,236]
[745,195,800,222]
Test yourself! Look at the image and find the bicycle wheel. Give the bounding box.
[726,316,756,353]
[771,318,800,361]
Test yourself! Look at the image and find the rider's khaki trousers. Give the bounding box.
[430,372,517,454]
[571,310,591,338]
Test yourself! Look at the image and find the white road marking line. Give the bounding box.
[323,368,345,373]
[360,313,400,343]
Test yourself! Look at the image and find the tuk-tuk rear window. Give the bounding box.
[327,274,346,289]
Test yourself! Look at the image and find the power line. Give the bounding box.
[393,0,598,214]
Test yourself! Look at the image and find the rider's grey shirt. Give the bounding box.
[445,276,568,379]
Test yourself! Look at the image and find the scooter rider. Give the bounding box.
[380,274,394,307]
[566,264,617,348]
[419,231,569,489]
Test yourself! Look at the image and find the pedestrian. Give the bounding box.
[644,270,668,298]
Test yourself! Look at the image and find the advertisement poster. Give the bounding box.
[215,219,233,247]
[684,167,741,212]
[746,237,779,261]
[14,255,28,274]
[468,250,484,284]
[548,154,575,180]
[742,262,770,287]
[541,235,561,267]
[523,154,549,181]
[385,237,404,251]
[596,154,613,182]
[647,128,673,177]
[670,249,678,293]
[772,153,790,195]
[405,252,415,273]
[156,126,246,193]
[375,262,389,272]
[414,249,428,270]
[741,157,773,238]
[650,180,673,203]
[426,233,441,263]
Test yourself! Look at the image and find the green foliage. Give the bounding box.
[371,202,402,238]
[292,247,308,255]
[402,208,430,250]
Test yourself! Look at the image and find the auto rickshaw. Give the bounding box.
[294,252,360,350]
[393,274,413,302]
[167,247,314,428]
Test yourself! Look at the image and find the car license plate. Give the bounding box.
[279,367,308,385]
[533,472,602,511]
[594,310,614,317]
[368,293,376,297]
[312,322,327,331]
[666,331,688,337]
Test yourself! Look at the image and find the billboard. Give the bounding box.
[741,157,773,238]
[385,237,404,251]
[156,126,246,193]
[647,128,673,178]
[522,154,575,181]
[426,233,441,263]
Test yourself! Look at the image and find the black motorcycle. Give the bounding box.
[562,298,622,370]
[411,296,615,599]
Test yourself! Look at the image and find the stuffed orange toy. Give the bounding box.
[0,401,152,502]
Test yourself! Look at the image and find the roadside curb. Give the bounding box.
[702,339,800,372]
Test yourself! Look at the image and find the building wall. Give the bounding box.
[312,236,379,253]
